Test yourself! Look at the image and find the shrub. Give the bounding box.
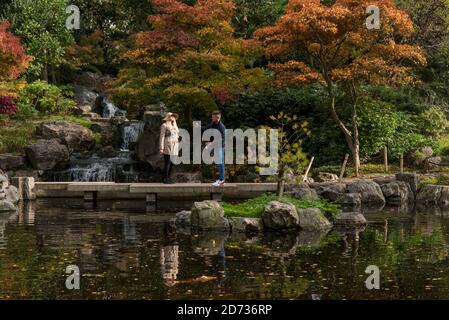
[19,80,76,114]
[0,95,18,116]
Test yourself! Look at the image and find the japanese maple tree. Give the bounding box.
[113,0,266,122]
[255,0,426,176]
[0,21,30,81]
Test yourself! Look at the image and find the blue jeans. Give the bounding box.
[217,147,225,181]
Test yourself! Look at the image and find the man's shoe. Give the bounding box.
[212,180,225,187]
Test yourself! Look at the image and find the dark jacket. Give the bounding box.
[202,121,226,147]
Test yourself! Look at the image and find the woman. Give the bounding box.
[159,112,179,184]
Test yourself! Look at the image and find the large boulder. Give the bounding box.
[347,180,385,206]
[74,72,105,92]
[262,201,299,230]
[297,208,331,230]
[311,182,347,195]
[0,153,26,171]
[396,173,419,195]
[0,200,16,212]
[136,111,164,170]
[73,84,98,107]
[381,181,414,205]
[337,193,362,211]
[416,184,442,205]
[5,185,19,204]
[91,122,117,146]
[0,170,18,212]
[36,120,96,152]
[287,184,318,200]
[190,200,229,231]
[228,217,263,233]
[334,212,367,226]
[26,139,70,171]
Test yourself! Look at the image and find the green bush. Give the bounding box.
[19,80,76,114]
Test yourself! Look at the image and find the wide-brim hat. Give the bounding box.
[163,112,179,121]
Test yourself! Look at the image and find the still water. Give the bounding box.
[1,199,449,300]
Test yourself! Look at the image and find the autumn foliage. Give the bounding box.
[0,21,31,81]
[255,0,426,175]
[113,0,265,120]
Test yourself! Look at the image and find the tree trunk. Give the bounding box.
[41,64,48,82]
[327,88,361,177]
[276,165,285,197]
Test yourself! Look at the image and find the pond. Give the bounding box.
[1,199,449,300]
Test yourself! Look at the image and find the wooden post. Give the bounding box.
[302,156,315,183]
[339,154,349,183]
[400,153,404,173]
[384,146,388,173]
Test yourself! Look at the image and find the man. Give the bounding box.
[202,111,226,186]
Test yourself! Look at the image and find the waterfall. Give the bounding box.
[47,152,141,182]
[120,121,146,151]
[102,101,121,118]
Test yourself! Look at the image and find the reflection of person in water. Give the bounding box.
[160,245,179,287]
[160,224,179,287]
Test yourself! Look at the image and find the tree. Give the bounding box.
[112,0,266,122]
[2,0,74,82]
[0,21,31,81]
[255,0,426,176]
[232,0,287,38]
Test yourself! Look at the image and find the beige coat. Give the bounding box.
[159,123,179,155]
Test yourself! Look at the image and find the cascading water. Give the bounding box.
[120,121,146,151]
[47,152,142,182]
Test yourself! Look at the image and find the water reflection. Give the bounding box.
[1,200,449,299]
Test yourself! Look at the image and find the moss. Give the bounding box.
[222,193,340,221]
[421,174,449,186]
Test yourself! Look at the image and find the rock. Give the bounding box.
[26,139,70,171]
[5,185,19,204]
[262,201,299,230]
[228,217,263,233]
[74,72,104,92]
[37,120,96,152]
[94,95,125,118]
[73,84,98,106]
[171,171,202,183]
[136,111,164,170]
[11,177,35,200]
[0,200,16,212]
[0,153,26,171]
[416,184,442,205]
[317,172,339,182]
[319,188,341,202]
[0,170,8,189]
[347,180,385,206]
[97,146,118,158]
[311,182,347,194]
[425,157,449,171]
[372,176,396,186]
[334,212,367,226]
[190,200,229,231]
[439,186,449,207]
[91,122,117,146]
[337,193,362,211]
[297,208,331,230]
[381,181,414,205]
[170,210,191,228]
[71,104,92,116]
[396,173,419,195]
[287,184,318,200]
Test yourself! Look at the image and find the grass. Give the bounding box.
[421,174,449,186]
[222,193,340,221]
